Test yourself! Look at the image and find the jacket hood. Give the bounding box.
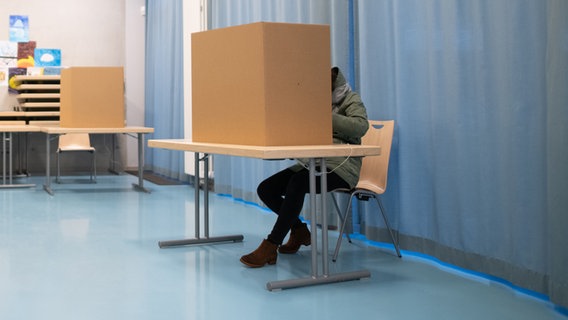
[332,66,347,91]
[332,67,351,108]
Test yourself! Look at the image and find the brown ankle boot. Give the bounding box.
[240,239,278,268]
[278,223,311,254]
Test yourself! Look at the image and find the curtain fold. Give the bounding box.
[546,0,568,308]
[144,0,186,180]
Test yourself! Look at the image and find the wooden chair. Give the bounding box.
[330,120,402,261]
[56,133,96,183]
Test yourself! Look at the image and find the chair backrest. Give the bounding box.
[356,120,394,195]
[58,133,93,151]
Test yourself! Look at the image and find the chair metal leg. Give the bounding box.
[375,197,402,258]
[332,193,402,262]
[331,193,352,243]
[56,150,97,183]
[332,194,355,262]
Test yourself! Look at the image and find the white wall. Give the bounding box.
[0,0,146,170]
[124,0,146,169]
[183,0,208,176]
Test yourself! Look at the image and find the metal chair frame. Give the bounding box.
[330,120,401,262]
[56,133,96,183]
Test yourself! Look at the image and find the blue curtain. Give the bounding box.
[144,0,186,180]
[355,0,567,307]
[208,0,568,307]
[546,0,568,308]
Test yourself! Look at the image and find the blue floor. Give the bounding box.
[0,175,566,320]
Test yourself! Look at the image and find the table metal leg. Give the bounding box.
[11,133,27,177]
[0,132,35,189]
[158,152,243,248]
[108,133,119,175]
[266,269,371,291]
[43,133,54,195]
[132,133,151,193]
[195,153,200,238]
[8,132,12,185]
[2,133,6,185]
[266,157,371,291]
[156,153,368,289]
[321,158,329,275]
[24,132,30,176]
[204,153,210,238]
[309,158,318,277]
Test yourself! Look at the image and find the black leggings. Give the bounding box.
[257,168,349,245]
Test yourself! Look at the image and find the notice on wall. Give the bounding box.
[35,48,61,67]
[9,15,29,42]
[8,67,26,94]
[17,41,36,68]
[0,41,17,67]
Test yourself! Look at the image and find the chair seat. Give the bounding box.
[58,145,95,152]
[355,183,385,195]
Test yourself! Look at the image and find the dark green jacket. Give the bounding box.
[290,68,368,188]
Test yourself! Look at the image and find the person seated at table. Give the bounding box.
[240,66,369,268]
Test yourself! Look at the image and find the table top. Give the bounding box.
[0,112,25,117]
[0,123,154,134]
[148,139,380,159]
[39,126,154,134]
[0,124,41,132]
[13,75,60,82]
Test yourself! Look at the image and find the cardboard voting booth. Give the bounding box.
[192,22,332,146]
[60,67,125,128]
